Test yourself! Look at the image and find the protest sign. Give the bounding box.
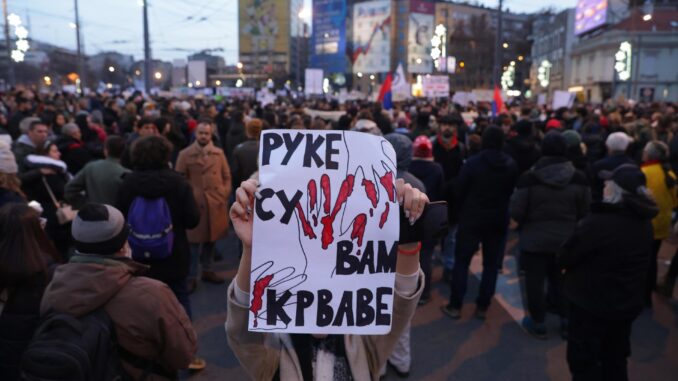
[422,75,449,98]
[552,90,575,109]
[250,130,400,334]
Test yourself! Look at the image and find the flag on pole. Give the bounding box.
[377,73,393,110]
[392,63,410,102]
[492,86,505,116]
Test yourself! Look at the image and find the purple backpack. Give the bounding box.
[127,196,174,261]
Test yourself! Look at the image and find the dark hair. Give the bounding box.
[131,136,172,170]
[0,203,57,287]
[105,136,126,159]
[34,141,57,156]
[136,117,156,129]
[196,117,214,127]
[28,120,46,132]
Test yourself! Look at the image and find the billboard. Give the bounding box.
[239,0,291,66]
[575,0,608,35]
[310,0,347,73]
[408,1,434,74]
[352,0,392,74]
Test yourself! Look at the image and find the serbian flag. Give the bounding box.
[491,86,505,116]
[377,73,393,110]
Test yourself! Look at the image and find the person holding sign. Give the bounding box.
[225,129,429,381]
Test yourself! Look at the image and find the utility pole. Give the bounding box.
[2,0,14,87]
[142,0,151,93]
[493,0,504,89]
[74,0,85,92]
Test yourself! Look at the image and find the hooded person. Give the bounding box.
[510,131,591,339]
[39,203,197,381]
[559,165,658,381]
[443,127,519,320]
[590,132,635,201]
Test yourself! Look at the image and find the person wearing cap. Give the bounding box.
[40,203,197,380]
[559,164,658,381]
[590,132,635,201]
[640,141,678,306]
[432,114,467,283]
[510,131,591,339]
[409,135,444,305]
[443,127,518,320]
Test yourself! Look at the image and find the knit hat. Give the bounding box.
[545,119,563,131]
[606,132,633,152]
[385,133,413,170]
[561,130,581,148]
[72,204,129,255]
[0,140,18,174]
[541,131,567,156]
[412,135,433,159]
[481,126,505,150]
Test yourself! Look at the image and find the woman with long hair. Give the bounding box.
[0,203,59,380]
[0,140,25,208]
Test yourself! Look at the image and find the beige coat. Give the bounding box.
[225,270,424,381]
[176,141,232,243]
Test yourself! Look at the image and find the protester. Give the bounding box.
[640,141,677,306]
[510,131,591,339]
[7,96,32,140]
[0,141,24,208]
[175,118,232,288]
[0,203,59,380]
[226,178,427,381]
[560,165,657,381]
[444,127,518,320]
[12,119,49,174]
[120,117,160,169]
[590,132,635,201]
[56,122,92,175]
[38,203,197,380]
[505,119,541,175]
[231,118,262,189]
[64,136,129,207]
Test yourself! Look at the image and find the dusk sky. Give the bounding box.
[9,0,577,64]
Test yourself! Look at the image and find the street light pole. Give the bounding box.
[74,0,85,92]
[493,0,504,89]
[142,0,151,93]
[2,0,14,87]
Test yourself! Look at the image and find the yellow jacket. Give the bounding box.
[641,162,678,239]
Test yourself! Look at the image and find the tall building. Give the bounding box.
[238,0,304,83]
[529,8,576,99]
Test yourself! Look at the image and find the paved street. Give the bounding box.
[186,232,678,381]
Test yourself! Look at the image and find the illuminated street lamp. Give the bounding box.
[43,76,52,86]
[431,24,447,70]
[537,60,552,88]
[108,66,115,72]
[615,41,632,81]
[215,80,222,86]
[502,42,509,49]
[236,62,243,70]
[154,71,162,80]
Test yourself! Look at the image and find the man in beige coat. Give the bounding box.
[176,118,232,287]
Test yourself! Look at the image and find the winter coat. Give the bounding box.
[56,135,92,175]
[12,135,36,174]
[64,157,130,208]
[0,188,24,209]
[641,162,678,240]
[40,254,197,381]
[432,135,465,183]
[20,156,70,229]
[225,270,424,381]
[231,140,259,189]
[226,120,247,160]
[510,156,591,253]
[175,142,232,243]
[455,149,519,229]
[559,196,658,320]
[116,168,200,281]
[504,135,541,175]
[0,274,50,380]
[590,153,635,201]
[409,159,444,201]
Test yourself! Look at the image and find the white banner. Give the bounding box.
[422,75,449,98]
[305,68,325,95]
[352,0,391,74]
[250,130,400,334]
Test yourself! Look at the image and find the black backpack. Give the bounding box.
[19,309,133,381]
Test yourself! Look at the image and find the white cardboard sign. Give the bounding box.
[249,130,400,334]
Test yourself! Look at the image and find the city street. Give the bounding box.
[187,232,678,381]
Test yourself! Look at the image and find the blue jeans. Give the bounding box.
[449,224,507,310]
[167,278,192,320]
[440,225,458,271]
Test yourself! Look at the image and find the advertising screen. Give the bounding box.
[352,0,392,74]
[310,0,347,73]
[408,0,434,74]
[575,0,608,35]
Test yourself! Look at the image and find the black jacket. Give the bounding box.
[510,156,591,253]
[504,135,541,175]
[409,159,444,202]
[559,197,658,320]
[56,135,92,175]
[590,154,635,201]
[456,149,518,229]
[116,169,200,281]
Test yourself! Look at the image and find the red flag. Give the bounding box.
[493,86,505,116]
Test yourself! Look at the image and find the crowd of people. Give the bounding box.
[0,86,676,380]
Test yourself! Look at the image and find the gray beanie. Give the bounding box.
[0,140,18,174]
[72,204,129,255]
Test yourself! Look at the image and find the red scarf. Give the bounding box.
[641,160,661,168]
[437,133,458,151]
